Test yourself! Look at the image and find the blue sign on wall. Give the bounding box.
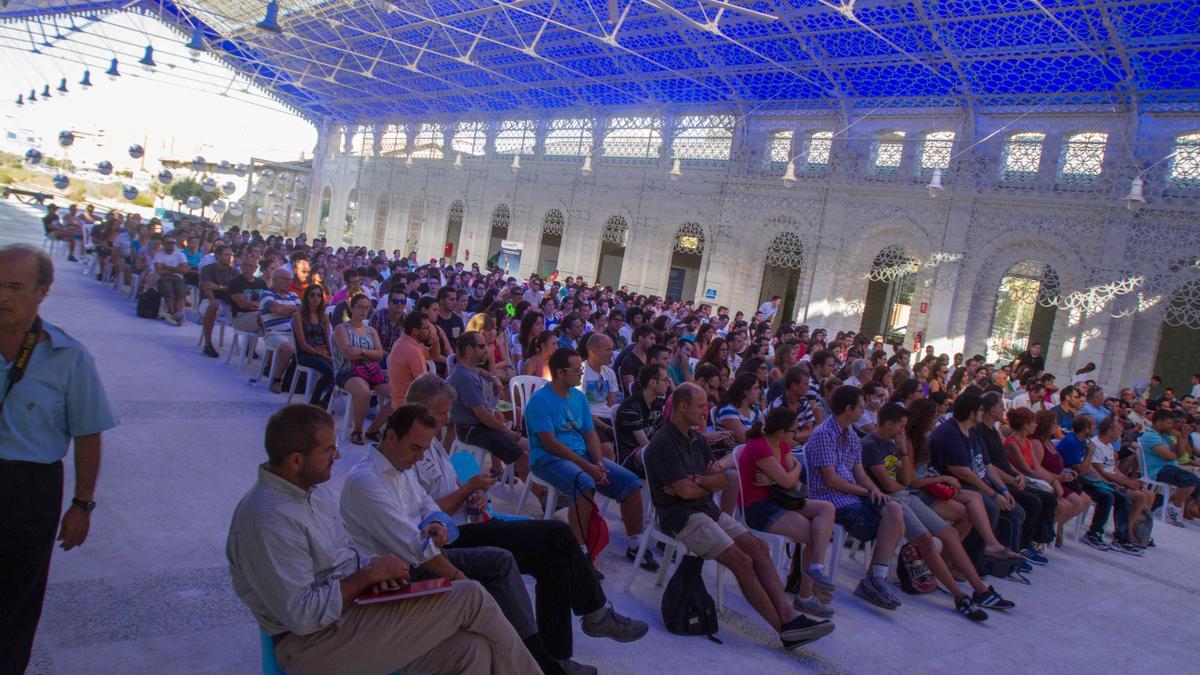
[704,288,717,300]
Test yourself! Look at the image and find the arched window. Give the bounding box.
[805,130,833,169]
[544,118,593,157]
[380,124,408,157]
[1058,131,1108,184]
[372,195,390,251]
[603,116,662,160]
[491,204,510,231]
[1168,132,1200,190]
[451,122,487,157]
[767,130,793,169]
[919,131,955,175]
[349,126,369,156]
[872,131,905,175]
[672,114,735,164]
[673,222,705,255]
[602,216,628,247]
[495,120,536,156]
[542,208,564,235]
[1001,132,1045,183]
[412,123,445,159]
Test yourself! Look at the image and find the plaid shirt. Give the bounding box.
[804,416,863,509]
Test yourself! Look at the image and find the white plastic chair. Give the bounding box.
[509,376,553,517]
[227,330,260,371]
[287,365,320,405]
[1138,444,1175,523]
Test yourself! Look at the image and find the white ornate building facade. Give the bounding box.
[294,109,1200,394]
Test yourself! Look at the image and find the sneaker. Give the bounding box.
[805,567,837,601]
[67,255,78,262]
[1167,510,1186,528]
[793,594,835,618]
[581,606,648,642]
[955,596,988,622]
[557,659,598,675]
[202,344,220,358]
[1117,541,1145,557]
[854,576,900,610]
[626,545,660,572]
[971,585,1015,610]
[1021,547,1049,565]
[780,613,835,649]
[1018,560,1034,573]
[1083,532,1111,551]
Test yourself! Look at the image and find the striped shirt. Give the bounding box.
[260,288,300,335]
[226,465,367,636]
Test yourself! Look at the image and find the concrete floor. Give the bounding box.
[6,198,1200,675]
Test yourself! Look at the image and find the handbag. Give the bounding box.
[350,360,387,385]
[921,482,956,501]
[767,485,807,511]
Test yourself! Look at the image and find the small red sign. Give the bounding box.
[919,302,928,314]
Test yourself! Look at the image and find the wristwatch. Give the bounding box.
[71,497,96,513]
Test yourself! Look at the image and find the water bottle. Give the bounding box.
[466,490,482,524]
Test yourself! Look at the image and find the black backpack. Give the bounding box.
[136,289,162,319]
[661,554,721,642]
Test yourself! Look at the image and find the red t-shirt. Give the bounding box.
[738,437,788,507]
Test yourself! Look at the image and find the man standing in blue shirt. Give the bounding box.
[0,244,119,673]
[526,348,655,571]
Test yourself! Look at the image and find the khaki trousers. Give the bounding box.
[276,580,541,675]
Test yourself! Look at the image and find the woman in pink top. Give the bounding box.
[737,406,837,617]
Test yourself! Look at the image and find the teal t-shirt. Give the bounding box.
[527,386,595,464]
[1140,429,1175,480]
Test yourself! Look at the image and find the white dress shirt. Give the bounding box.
[227,465,367,636]
[340,446,443,565]
[414,438,467,525]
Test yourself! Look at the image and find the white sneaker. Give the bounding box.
[1167,509,1186,528]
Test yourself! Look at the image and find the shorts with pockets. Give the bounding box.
[675,512,749,560]
[532,455,640,501]
[891,491,948,541]
[835,500,883,541]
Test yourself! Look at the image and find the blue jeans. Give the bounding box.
[295,351,334,406]
[835,500,882,541]
[532,455,640,501]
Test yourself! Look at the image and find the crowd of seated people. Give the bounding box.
[39,203,1200,666]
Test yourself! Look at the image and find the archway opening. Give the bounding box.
[405,197,424,258]
[986,260,1060,364]
[536,209,564,277]
[1152,262,1200,395]
[667,223,705,302]
[861,244,917,343]
[371,195,389,251]
[486,204,510,267]
[318,186,332,238]
[759,231,804,325]
[444,200,464,262]
[596,216,628,288]
[343,188,358,242]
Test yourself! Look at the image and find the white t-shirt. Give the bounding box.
[1088,436,1116,473]
[580,361,621,418]
[1191,384,1200,398]
[152,250,188,278]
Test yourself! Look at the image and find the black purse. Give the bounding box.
[767,484,807,511]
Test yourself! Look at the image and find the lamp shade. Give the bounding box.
[79,70,93,87]
[138,45,156,69]
[256,1,283,32]
[105,57,120,78]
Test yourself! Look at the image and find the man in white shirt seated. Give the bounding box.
[226,404,535,675]
[1010,376,1048,413]
[406,374,649,672]
[340,404,569,674]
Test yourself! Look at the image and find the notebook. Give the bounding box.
[353,577,454,605]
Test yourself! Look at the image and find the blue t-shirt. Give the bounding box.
[1139,429,1176,480]
[1056,433,1088,469]
[526,385,595,465]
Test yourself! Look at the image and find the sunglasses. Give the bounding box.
[390,297,406,305]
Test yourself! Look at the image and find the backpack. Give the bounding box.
[977,554,1027,584]
[136,289,162,319]
[1133,510,1154,546]
[896,543,937,594]
[661,555,720,642]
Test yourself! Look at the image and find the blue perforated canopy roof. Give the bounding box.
[5,0,1199,122]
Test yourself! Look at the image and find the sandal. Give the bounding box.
[350,430,365,445]
[364,431,381,443]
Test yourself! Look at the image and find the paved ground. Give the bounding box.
[6,197,1200,674]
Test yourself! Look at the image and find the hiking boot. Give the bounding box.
[955,596,988,622]
[1021,547,1049,565]
[854,576,900,610]
[202,343,220,358]
[627,545,659,571]
[972,586,1015,610]
[780,613,834,649]
[581,606,648,642]
[793,594,834,618]
[67,255,78,262]
[1083,532,1111,551]
[558,659,598,675]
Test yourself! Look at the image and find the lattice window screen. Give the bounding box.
[768,130,793,168]
[672,114,735,163]
[1058,132,1107,185]
[542,209,564,235]
[603,116,663,160]
[1168,133,1200,190]
[602,216,628,246]
[1001,132,1045,183]
[545,118,594,157]
[920,131,955,175]
[495,120,536,156]
[412,123,445,159]
[806,131,833,169]
[673,222,705,254]
[451,122,487,156]
[872,131,906,175]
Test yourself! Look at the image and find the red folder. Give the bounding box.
[353,577,454,605]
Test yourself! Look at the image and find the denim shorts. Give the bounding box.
[744,499,789,532]
[532,455,640,500]
[1156,465,1200,492]
[835,500,883,541]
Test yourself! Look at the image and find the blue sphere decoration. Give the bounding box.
[52,174,70,190]
[24,148,43,164]
[157,169,173,185]
[58,130,75,147]
[97,160,113,176]
[122,184,139,200]
[192,155,206,171]
[128,144,144,159]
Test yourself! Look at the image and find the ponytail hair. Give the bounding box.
[748,406,796,441]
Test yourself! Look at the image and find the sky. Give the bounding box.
[0,10,316,175]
